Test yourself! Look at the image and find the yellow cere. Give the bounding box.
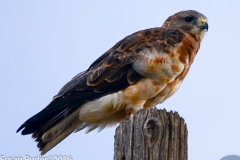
[201,18,207,24]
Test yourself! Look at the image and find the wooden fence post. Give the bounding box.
[114,108,188,160]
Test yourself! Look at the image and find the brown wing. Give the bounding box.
[16,27,184,141]
[56,27,184,96]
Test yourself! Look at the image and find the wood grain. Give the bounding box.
[114,108,188,160]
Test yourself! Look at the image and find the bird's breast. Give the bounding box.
[133,47,187,82]
[126,44,193,109]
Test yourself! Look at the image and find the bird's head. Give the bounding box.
[162,10,208,41]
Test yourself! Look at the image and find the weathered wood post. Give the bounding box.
[114,108,188,160]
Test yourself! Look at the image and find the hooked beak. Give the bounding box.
[201,22,208,31]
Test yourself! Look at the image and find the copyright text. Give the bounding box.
[0,155,73,160]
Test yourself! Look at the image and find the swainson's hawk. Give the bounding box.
[17,10,208,154]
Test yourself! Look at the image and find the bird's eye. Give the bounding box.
[184,16,194,22]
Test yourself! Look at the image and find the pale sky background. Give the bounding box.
[1,1,240,160]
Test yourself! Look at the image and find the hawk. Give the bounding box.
[17,10,208,154]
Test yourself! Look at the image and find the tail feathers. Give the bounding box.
[37,108,82,155]
[38,108,127,154]
[41,108,80,142]
[40,118,81,155]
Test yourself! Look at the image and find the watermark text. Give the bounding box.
[0,155,73,160]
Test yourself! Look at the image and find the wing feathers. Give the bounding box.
[127,68,141,84]
[116,33,141,52]
[105,67,126,83]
